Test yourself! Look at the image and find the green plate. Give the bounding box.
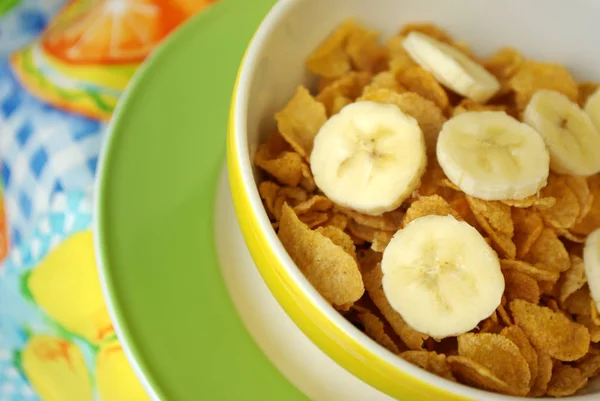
[95,0,307,399]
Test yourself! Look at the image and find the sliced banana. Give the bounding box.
[402,32,500,103]
[585,87,600,131]
[524,89,600,176]
[310,101,426,216]
[583,228,600,312]
[436,111,550,201]
[381,215,504,339]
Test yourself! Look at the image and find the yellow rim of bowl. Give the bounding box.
[226,2,497,400]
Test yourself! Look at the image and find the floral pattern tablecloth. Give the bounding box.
[0,1,216,399]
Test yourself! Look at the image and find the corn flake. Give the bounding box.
[372,231,394,253]
[397,66,450,111]
[403,195,461,226]
[399,23,454,44]
[564,175,593,225]
[346,26,388,73]
[525,228,571,273]
[306,19,357,78]
[455,333,530,395]
[576,315,600,343]
[484,47,525,94]
[452,99,507,116]
[538,174,580,230]
[500,326,538,389]
[500,259,560,283]
[559,255,588,304]
[467,196,516,259]
[511,208,544,259]
[402,351,455,381]
[363,71,406,95]
[294,195,333,215]
[510,299,590,361]
[278,203,364,308]
[447,355,514,395]
[546,363,588,397]
[315,225,356,259]
[275,86,327,159]
[578,81,599,107]
[510,61,578,111]
[337,207,403,232]
[503,270,540,304]
[573,175,600,236]
[317,71,372,116]
[256,149,304,188]
[564,287,593,316]
[357,311,401,354]
[529,350,553,397]
[300,163,317,193]
[576,351,600,378]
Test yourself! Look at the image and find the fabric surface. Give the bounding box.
[0,1,217,399]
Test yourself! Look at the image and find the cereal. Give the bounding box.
[503,270,540,304]
[401,350,455,381]
[546,363,588,397]
[317,71,372,116]
[452,333,530,396]
[278,203,364,308]
[255,19,600,397]
[559,255,587,304]
[510,299,590,361]
[357,311,401,354]
[500,326,538,389]
[306,19,358,78]
[510,61,578,110]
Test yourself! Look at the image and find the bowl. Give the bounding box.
[227,0,600,399]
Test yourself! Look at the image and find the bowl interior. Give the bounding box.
[237,0,600,398]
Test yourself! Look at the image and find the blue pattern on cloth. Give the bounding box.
[0,192,93,401]
[0,0,106,399]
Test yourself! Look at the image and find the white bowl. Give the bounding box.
[228,0,600,399]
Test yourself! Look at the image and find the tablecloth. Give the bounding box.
[0,1,217,399]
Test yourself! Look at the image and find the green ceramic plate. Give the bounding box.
[95,0,307,399]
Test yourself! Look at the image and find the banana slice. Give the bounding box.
[310,101,426,216]
[436,111,550,201]
[402,32,500,103]
[585,87,600,131]
[583,228,600,312]
[381,215,504,338]
[524,89,600,176]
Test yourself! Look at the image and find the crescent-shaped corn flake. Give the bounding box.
[546,363,588,397]
[572,175,600,236]
[306,19,357,78]
[447,355,514,394]
[525,228,570,273]
[336,207,403,232]
[358,89,446,155]
[362,71,406,95]
[578,81,599,107]
[529,350,553,397]
[500,326,538,389]
[397,66,450,111]
[315,225,356,260]
[455,333,530,395]
[503,270,540,304]
[576,315,600,343]
[403,195,461,226]
[559,255,588,304]
[401,351,455,381]
[512,208,544,259]
[346,26,388,73]
[564,286,593,316]
[275,86,327,159]
[466,197,513,237]
[357,311,401,354]
[510,61,578,111]
[510,299,590,361]
[293,195,333,215]
[500,259,560,283]
[564,175,593,224]
[316,71,372,116]
[484,47,525,95]
[278,203,364,308]
[538,174,580,230]
[575,351,600,378]
[361,260,428,350]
